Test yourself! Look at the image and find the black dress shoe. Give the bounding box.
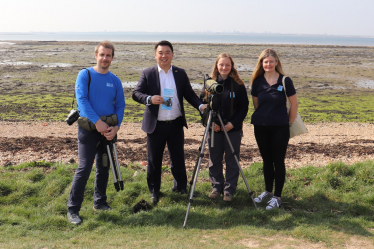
[172,185,178,192]
[179,189,188,195]
[150,192,159,204]
[172,187,188,195]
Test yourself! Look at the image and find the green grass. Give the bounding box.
[0,93,73,121]
[2,91,374,124]
[1,160,374,248]
[297,92,374,123]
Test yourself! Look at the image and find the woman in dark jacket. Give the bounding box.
[200,53,249,202]
[251,49,299,210]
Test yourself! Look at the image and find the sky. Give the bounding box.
[2,0,374,37]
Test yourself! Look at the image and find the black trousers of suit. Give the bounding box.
[146,116,186,193]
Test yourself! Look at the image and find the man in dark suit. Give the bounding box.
[133,40,207,204]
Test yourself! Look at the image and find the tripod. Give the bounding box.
[104,138,124,192]
[183,109,257,228]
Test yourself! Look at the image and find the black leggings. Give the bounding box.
[254,124,289,197]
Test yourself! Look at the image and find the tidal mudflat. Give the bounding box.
[0,41,374,122]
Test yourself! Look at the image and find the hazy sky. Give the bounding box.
[2,0,373,36]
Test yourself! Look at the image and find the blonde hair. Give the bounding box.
[250,49,285,86]
[95,40,115,57]
[211,53,244,85]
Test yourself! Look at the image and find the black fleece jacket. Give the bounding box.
[200,75,249,132]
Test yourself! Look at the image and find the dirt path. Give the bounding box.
[1,121,373,170]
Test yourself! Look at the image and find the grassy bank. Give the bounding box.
[1,160,374,248]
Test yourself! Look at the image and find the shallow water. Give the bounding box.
[42,63,73,68]
[0,61,33,66]
[0,42,15,45]
[356,80,374,89]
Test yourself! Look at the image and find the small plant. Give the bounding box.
[328,162,354,177]
[161,165,170,172]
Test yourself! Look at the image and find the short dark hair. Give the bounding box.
[95,40,115,56]
[154,40,173,53]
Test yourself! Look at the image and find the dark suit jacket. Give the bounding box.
[132,65,202,134]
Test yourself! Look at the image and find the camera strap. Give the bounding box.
[71,68,91,109]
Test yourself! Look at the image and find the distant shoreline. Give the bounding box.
[1,40,373,49]
[1,31,373,46]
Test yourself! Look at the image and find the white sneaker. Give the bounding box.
[266,197,281,210]
[254,191,273,203]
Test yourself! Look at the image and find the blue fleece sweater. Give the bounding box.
[75,67,125,127]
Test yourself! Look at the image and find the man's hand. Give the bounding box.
[151,95,164,105]
[222,122,234,132]
[95,119,109,135]
[213,123,221,132]
[104,126,119,141]
[200,104,208,112]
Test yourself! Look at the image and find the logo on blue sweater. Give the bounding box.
[106,83,114,87]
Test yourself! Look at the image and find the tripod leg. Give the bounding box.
[216,114,258,209]
[107,143,120,192]
[112,143,124,190]
[183,110,214,228]
[188,137,205,196]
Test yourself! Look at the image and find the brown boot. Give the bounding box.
[208,191,221,199]
[223,193,233,202]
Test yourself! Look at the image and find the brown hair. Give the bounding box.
[95,40,115,57]
[250,49,285,86]
[211,53,244,85]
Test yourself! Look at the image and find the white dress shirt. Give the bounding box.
[157,65,182,121]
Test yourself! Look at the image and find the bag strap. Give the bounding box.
[282,75,291,113]
[71,68,91,109]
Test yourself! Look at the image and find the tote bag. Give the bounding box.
[282,76,308,138]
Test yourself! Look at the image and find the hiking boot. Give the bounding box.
[266,197,281,210]
[93,203,112,211]
[208,191,221,199]
[67,211,82,225]
[254,191,273,203]
[223,193,233,202]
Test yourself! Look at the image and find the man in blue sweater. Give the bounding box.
[67,41,125,225]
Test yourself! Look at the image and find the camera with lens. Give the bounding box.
[204,74,223,94]
[65,109,80,125]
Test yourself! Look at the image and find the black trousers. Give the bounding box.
[67,126,110,213]
[254,124,289,197]
[146,117,186,193]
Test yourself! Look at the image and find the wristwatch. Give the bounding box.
[146,96,152,105]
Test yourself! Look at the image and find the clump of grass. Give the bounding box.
[0,182,13,196]
[26,169,45,183]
